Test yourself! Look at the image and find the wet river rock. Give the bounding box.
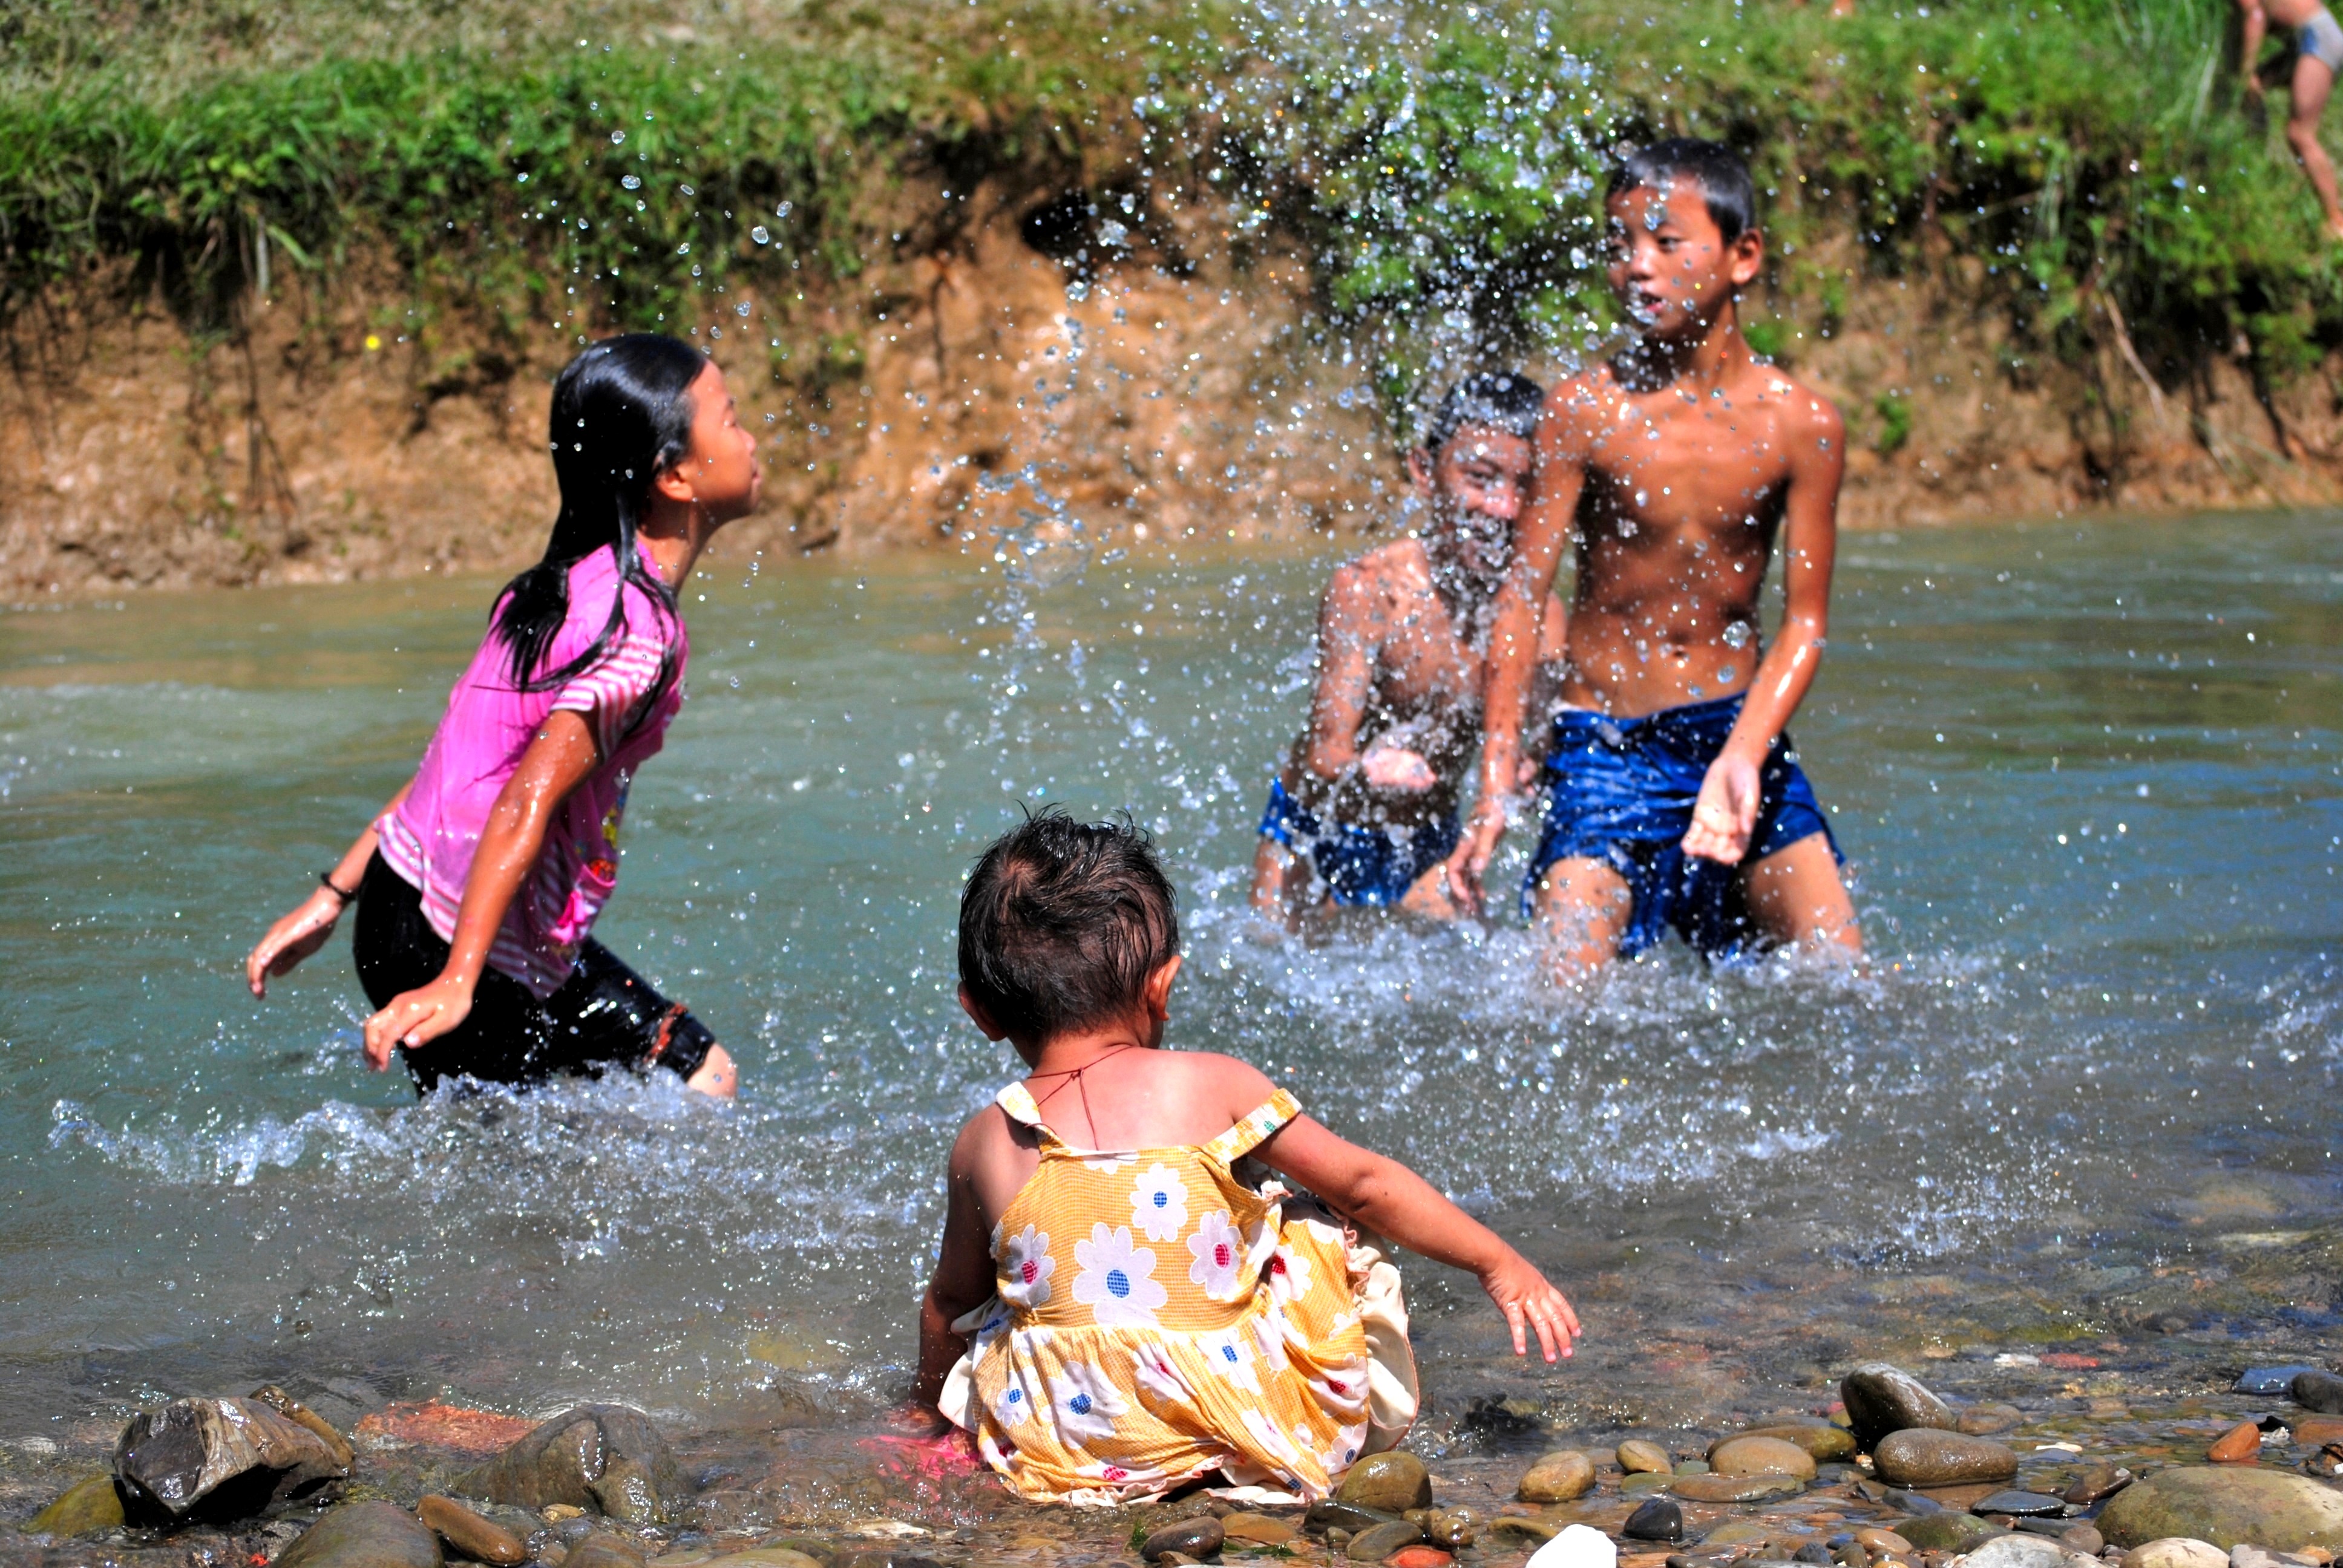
[2064,1465,2135,1505]
[565,1535,650,1568]
[417,1494,525,1566]
[1348,1520,1425,1561]
[1735,1424,1858,1463]
[1896,1512,2008,1552]
[2119,1541,2229,1568]
[1518,1450,1597,1503]
[1141,1517,1224,1561]
[2096,1465,2343,1552]
[1340,1451,1433,1512]
[1617,1440,1673,1474]
[115,1391,352,1521]
[2292,1371,2343,1416]
[1623,1498,1683,1541]
[1871,1429,2019,1488]
[1671,1472,1803,1504]
[1974,1490,2068,1518]
[1708,1435,1819,1480]
[275,1502,442,1568]
[1311,1500,1406,1535]
[1841,1365,1958,1448]
[1961,1534,2103,1568]
[454,1405,678,1518]
[28,1474,127,1537]
[1959,1404,2025,1436]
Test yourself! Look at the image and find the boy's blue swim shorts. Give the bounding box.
[1522,692,1840,958]
[1259,777,1460,908]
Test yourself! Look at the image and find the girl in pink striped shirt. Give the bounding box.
[245,335,759,1096]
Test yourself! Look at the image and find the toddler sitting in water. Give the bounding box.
[912,809,1579,1504]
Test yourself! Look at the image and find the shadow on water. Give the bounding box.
[0,511,2338,1451]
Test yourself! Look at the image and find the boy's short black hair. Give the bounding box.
[1605,137,1758,243]
[1421,371,1545,456]
[958,807,1181,1044]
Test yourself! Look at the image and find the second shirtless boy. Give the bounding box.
[1252,376,1566,924]
[1452,139,1863,972]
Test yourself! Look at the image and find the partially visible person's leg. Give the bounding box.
[1739,835,1862,957]
[548,941,738,1097]
[1530,856,1637,978]
[2287,50,2343,237]
[352,851,550,1091]
[1396,815,1466,920]
[1251,837,1316,928]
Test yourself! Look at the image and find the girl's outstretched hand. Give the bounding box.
[362,977,475,1069]
[246,889,347,998]
[1481,1250,1581,1364]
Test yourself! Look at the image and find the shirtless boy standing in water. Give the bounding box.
[1447,139,1862,972]
[1252,375,1567,924]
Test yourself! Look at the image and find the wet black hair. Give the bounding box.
[1421,371,1545,456]
[490,332,706,702]
[1605,137,1758,243]
[958,807,1182,1044]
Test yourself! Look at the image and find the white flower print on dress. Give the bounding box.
[1070,1223,1168,1327]
[1046,1362,1129,1445]
[1129,1342,1191,1410]
[1237,1406,1306,1471]
[994,1374,1036,1426]
[1187,1209,1245,1299]
[1197,1328,1262,1395]
[1129,1163,1190,1242]
[998,1224,1057,1308]
[1249,1300,1295,1372]
[1303,1357,1369,1420]
[1264,1243,1314,1305]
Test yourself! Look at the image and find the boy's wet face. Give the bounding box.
[1414,425,1533,579]
[1604,178,1760,340]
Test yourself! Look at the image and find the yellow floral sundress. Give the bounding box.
[940,1083,1418,1506]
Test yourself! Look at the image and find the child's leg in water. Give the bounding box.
[1737,835,1861,956]
[353,853,734,1094]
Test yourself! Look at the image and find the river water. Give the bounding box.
[1,512,2338,1451]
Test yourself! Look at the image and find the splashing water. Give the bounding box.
[0,512,2338,1437]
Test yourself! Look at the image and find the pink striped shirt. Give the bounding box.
[376,540,687,998]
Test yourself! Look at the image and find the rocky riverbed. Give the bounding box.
[10,1359,2343,1568]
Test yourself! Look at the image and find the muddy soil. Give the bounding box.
[5,191,2340,601]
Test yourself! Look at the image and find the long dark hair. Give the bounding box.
[491,333,706,698]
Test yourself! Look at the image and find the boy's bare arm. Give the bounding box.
[1255,1114,1581,1362]
[1299,563,1384,787]
[1450,389,1594,903]
[1683,385,1846,863]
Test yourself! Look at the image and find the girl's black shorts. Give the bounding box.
[351,851,716,1093]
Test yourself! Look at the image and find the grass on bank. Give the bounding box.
[0,0,2334,414]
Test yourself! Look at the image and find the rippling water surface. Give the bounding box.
[1,512,2338,1440]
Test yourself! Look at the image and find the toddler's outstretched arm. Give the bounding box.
[1259,1115,1581,1362]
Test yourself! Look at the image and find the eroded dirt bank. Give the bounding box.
[5,191,2339,601]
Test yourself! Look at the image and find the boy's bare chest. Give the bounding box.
[1584,395,1793,531]
[1372,596,1480,711]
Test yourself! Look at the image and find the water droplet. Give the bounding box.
[750,226,771,246]
[610,130,626,145]
[621,175,641,191]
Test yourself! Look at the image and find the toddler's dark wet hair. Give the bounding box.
[1607,137,1758,243]
[1422,371,1545,455]
[959,808,1181,1044]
